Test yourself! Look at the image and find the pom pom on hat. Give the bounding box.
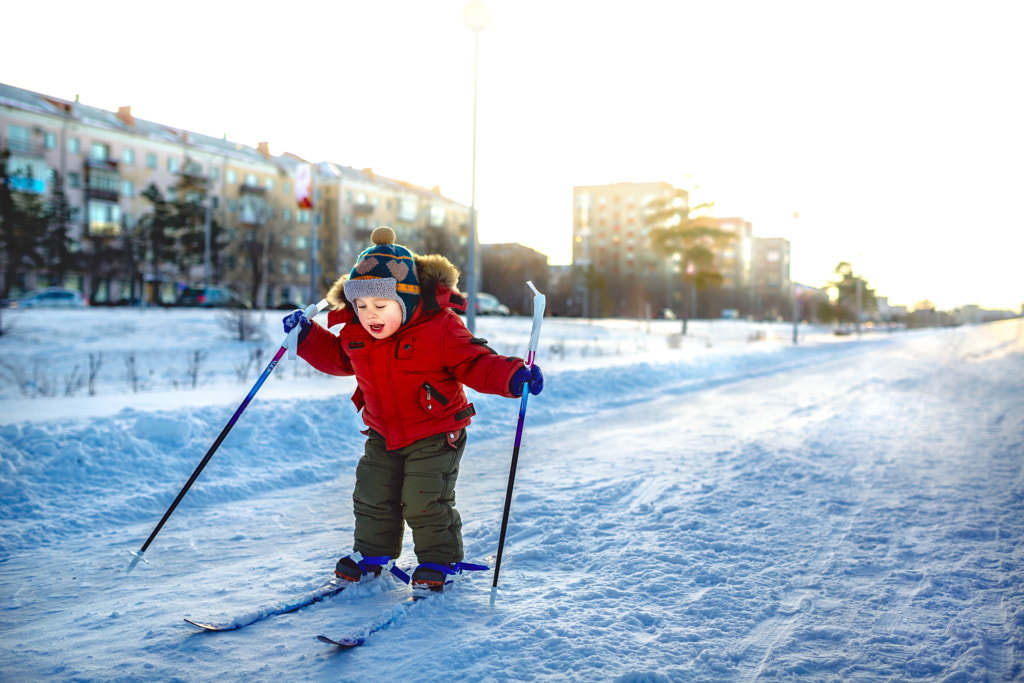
[344,226,420,324]
[371,226,397,245]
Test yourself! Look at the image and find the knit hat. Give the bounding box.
[343,226,420,324]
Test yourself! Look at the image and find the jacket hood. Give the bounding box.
[325,253,464,325]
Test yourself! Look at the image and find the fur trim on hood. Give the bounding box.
[326,252,461,312]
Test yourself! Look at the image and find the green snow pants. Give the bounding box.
[352,428,467,565]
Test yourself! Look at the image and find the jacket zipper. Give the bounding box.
[422,381,449,413]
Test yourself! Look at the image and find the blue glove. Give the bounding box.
[509,364,544,397]
[282,309,312,339]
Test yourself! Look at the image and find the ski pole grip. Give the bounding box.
[288,299,329,360]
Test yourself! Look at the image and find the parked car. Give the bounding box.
[476,292,510,316]
[9,287,88,308]
[176,286,250,309]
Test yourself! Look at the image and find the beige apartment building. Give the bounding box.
[572,180,790,319]
[1,82,470,307]
[572,181,677,317]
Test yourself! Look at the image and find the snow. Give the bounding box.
[1,307,1022,682]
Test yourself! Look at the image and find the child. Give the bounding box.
[283,226,543,591]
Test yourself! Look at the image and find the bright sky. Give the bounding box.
[4,0,1022,311]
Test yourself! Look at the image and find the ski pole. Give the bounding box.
[492,282,545,593]
[127,300,327,572]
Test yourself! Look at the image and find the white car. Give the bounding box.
[476,293,510,316]
[11,288,88,308]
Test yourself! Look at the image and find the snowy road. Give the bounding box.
[1,317,1022,681]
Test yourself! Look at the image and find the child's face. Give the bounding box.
[354,297,403,339]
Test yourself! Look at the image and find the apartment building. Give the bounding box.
[315,165,472,287]
[572,181,677,317]
[1,82,470,306]
[572,180,781,319]
[750,236,792,320]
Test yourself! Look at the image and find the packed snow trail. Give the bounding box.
[0,320,1021,681]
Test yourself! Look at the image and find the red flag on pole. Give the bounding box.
[295,164,313,210]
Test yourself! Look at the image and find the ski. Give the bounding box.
[316,588,440,648]
[317,561,489,647]
[184,576,355,632]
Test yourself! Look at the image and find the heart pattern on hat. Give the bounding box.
[387,260,410,281]
[355,256,379,275]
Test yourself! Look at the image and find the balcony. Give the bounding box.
[86,164,120,202]
[86,157,119,172]
[179,162,208,189]
[239,183,266,196]
[2,137,46,158]
[352,199,375,214]
[7,175,46,194]
[88,220,121,238]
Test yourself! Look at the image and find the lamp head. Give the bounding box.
[463,0,491,31]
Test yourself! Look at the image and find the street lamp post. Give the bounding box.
[463,0,490,334]
[855,253,863,336]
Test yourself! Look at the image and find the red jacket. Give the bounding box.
[298,284,523,450]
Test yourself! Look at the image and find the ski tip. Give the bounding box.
[318,634,364,648]
[184,618,233,632]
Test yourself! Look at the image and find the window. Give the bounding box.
[44,132,57,150]
[265,177,274,191]
[297,210,311,224]
[227,169,237,184]
[167,157,178,173]
[121,180,134,198]
[228,199,237,212]
[281,235,291,248]
[68,137,80,154]
[6,125,28,153]
[296,261,308,275]
[283,181,290,194]
[146,153,157,169]
[68,172,81,188]
[88,168,119,194]
[122,148,135,164]
[244,173,258,187]
[282,208,292,222]
[281,260,291,274]
[88,201,121,235]
[296,235,309,249]
[90,142,109,161]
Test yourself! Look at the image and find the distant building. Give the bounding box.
[571,181,780,319]
[750,237,792,321]
[0,82,470,306]
[572,181,676,317]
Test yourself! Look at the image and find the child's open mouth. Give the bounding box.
[369,324,384,333]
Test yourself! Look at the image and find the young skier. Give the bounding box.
[282,226,543,591]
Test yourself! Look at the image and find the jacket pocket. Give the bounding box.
[395,337,416,360]
[419,381,449,415]
[351,385,365,412]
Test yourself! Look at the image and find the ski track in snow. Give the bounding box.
[1,312,1022,681]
